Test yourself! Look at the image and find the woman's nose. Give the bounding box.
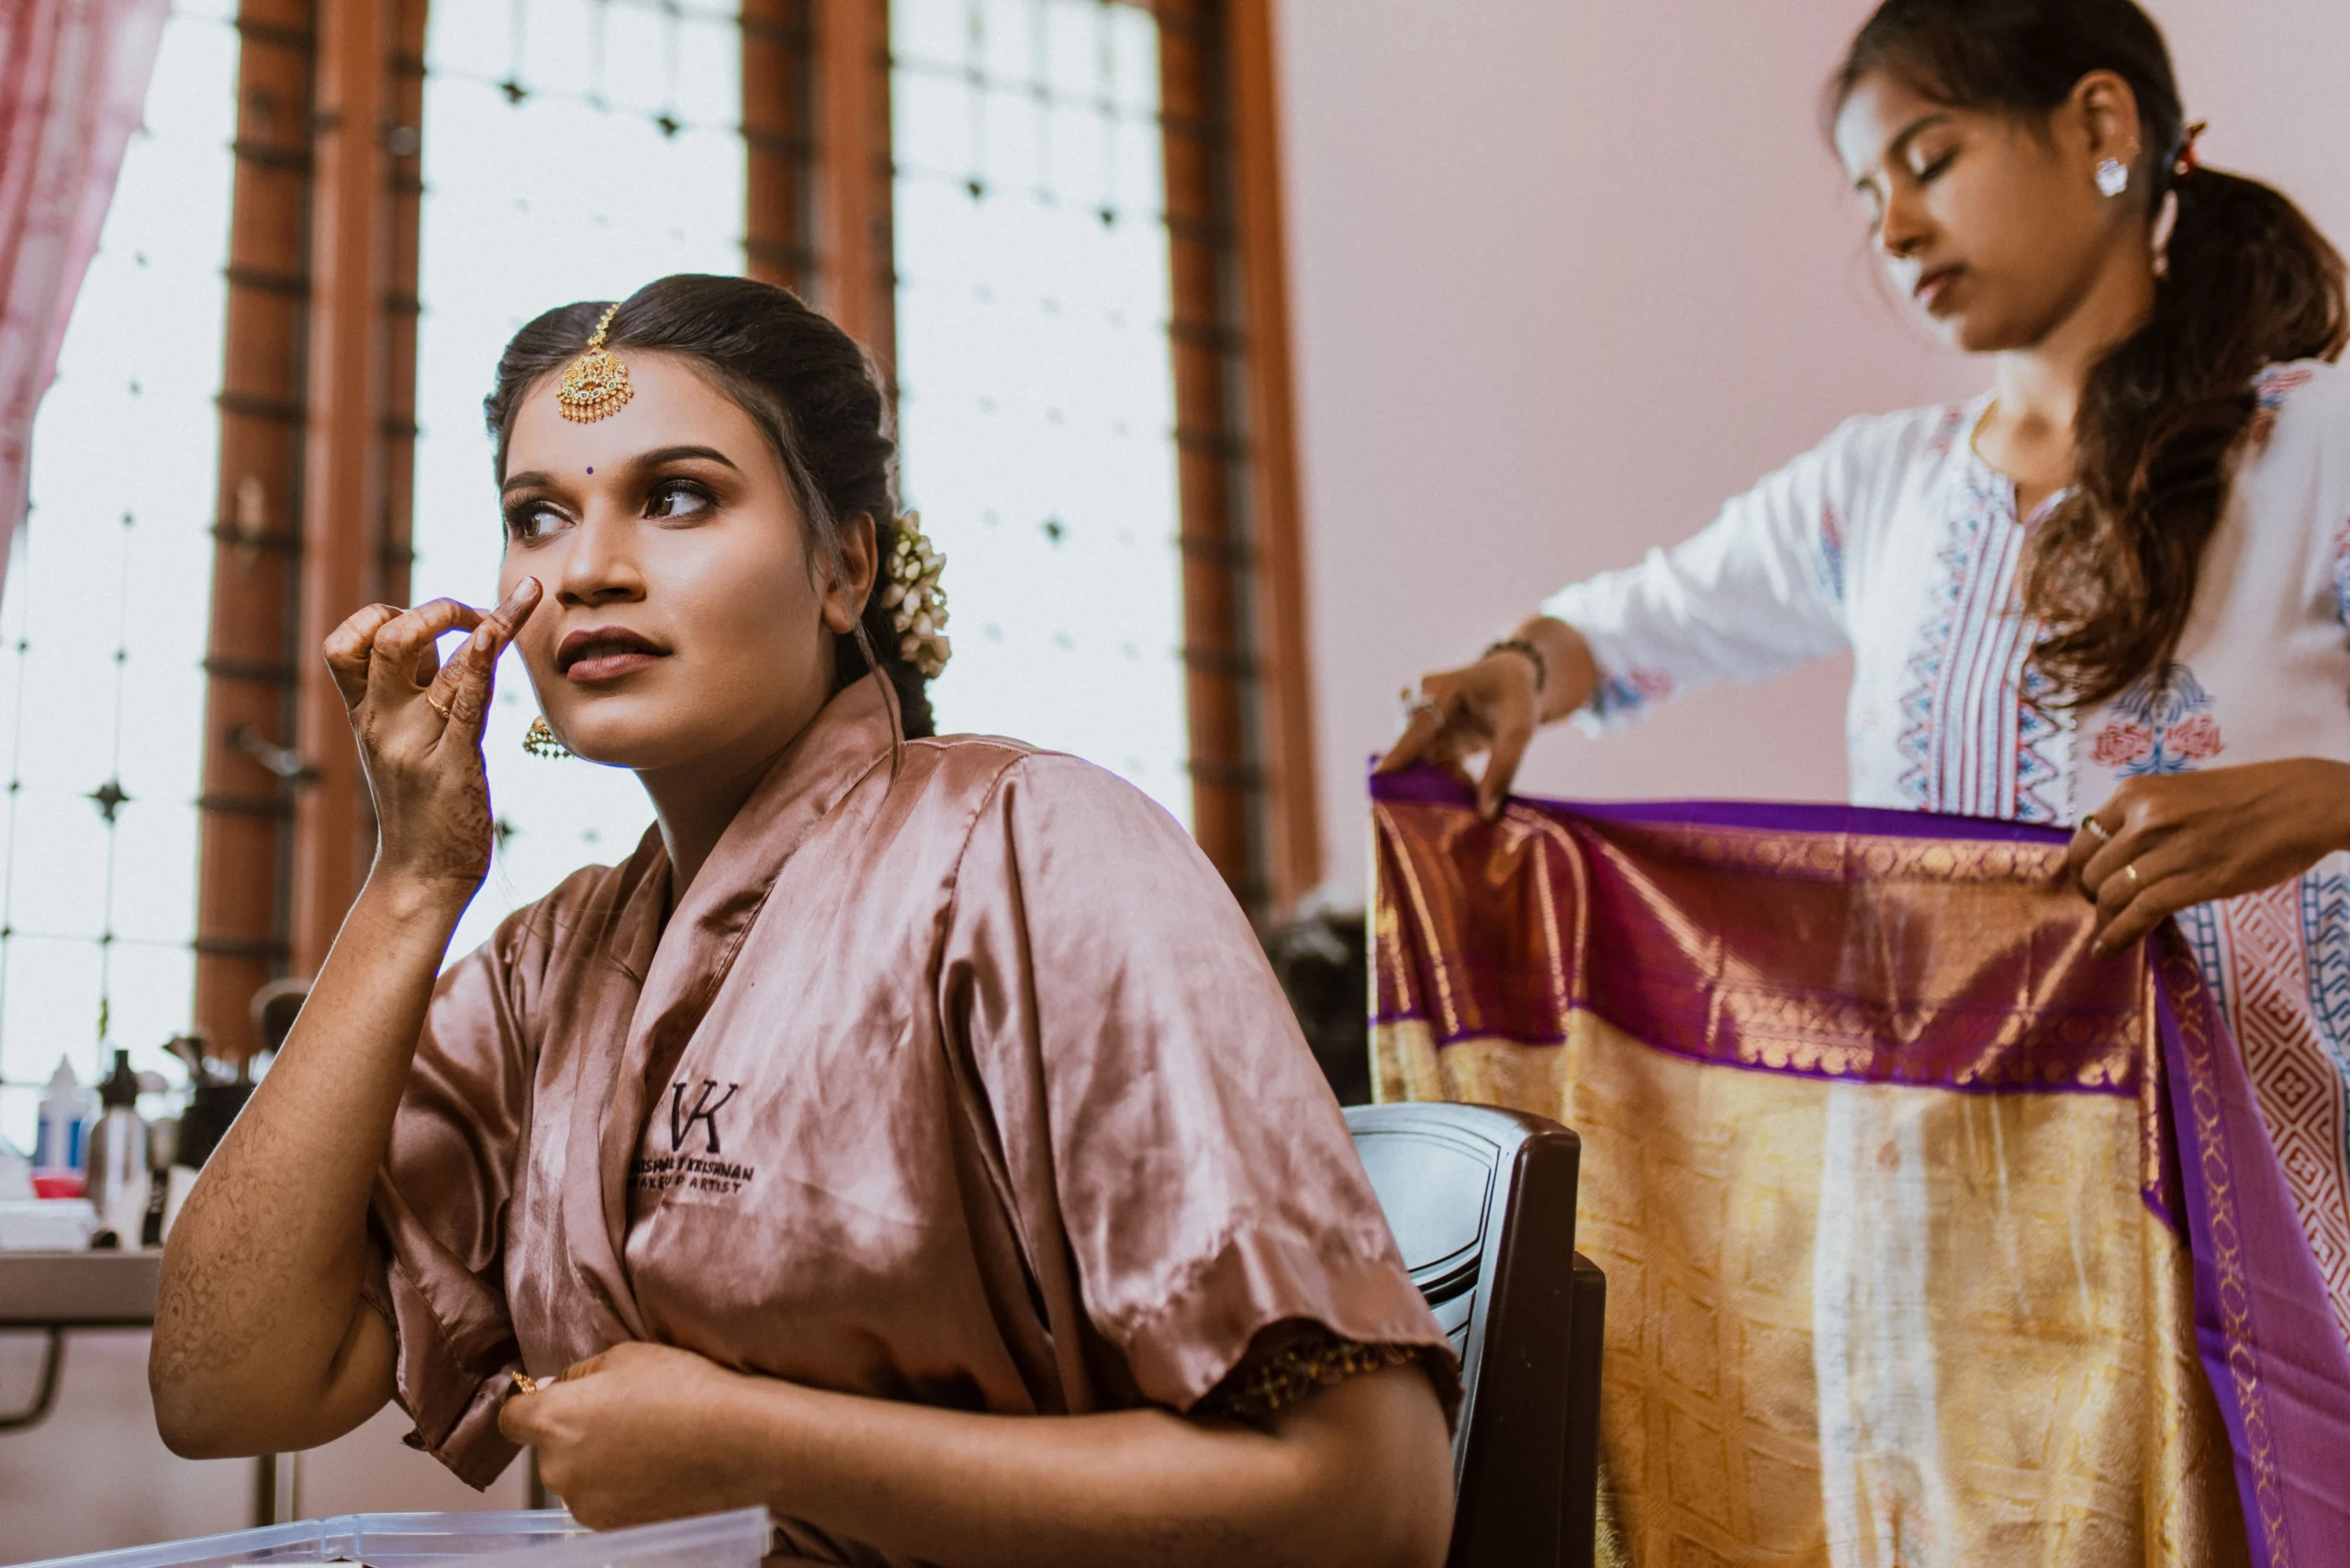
[1876,186,1931,260]
[554,512,645,606]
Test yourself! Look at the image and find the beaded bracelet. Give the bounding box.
[1483,636,1549,695]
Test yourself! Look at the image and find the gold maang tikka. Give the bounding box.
[556,303,633,423]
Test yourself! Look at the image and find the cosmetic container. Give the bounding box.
[83,1051,150,1247]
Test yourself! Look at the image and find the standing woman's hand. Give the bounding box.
[1377,617,1599,820]
[2066,758,2350,957]
[322,578,543,895]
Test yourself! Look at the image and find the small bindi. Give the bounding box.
[586,466,594,474]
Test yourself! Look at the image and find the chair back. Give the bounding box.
[1345,1102,1602,1568]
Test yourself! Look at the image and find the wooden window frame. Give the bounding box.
[1153,0,1318,916]
[196,0,427,1062]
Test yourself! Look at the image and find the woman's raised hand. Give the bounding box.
[323,578,542,896]
[1377,619,1597,821]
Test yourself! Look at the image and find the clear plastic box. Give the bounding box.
[12,1507,773,1568]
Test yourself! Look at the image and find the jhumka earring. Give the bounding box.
[522,716,571,758]
[880,511,952,678]
[555,303,633,423]
[2095,157,2130,198]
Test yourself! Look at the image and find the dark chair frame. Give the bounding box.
[1346,1102,1604,1568]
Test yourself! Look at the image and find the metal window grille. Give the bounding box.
[890,0,1193,829]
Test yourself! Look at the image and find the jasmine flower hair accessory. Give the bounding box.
[883,511,951,678]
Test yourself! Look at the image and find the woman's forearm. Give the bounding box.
[1509,613,1601,725]
[151,872,470,1455]
[733,1364,1451,1568]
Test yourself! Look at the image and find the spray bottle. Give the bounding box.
[84,1050,150,1245]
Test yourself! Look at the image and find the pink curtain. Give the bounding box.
[0,0,172,569]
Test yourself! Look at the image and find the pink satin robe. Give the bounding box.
[365,678,1449,1527]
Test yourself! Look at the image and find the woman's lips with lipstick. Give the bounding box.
[1914,264,1964,313]
[556,626,670,681]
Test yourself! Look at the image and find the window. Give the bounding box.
[890,0,1192,827]
[0,0,238,1148]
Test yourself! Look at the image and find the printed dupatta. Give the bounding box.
[1370,770,2350,1567]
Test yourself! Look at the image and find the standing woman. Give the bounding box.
[1385,0,2350,1344]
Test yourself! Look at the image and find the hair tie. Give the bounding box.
[2172,119,2209,180]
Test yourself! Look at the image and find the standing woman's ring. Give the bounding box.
[427,693,453,720]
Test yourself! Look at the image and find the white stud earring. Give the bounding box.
[2095,157,2130,197]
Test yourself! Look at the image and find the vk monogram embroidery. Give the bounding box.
[668,1079,740,1154]
[631,1079,756,1197]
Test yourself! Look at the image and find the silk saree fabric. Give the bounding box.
[1371,769,2350,1568]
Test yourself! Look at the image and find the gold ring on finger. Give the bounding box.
[2122,862,2141,887]
[427,695,453,720]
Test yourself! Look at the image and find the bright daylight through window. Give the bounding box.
[891,0,1192,827]
[0,1,238,1150]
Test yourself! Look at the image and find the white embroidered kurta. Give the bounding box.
[1542,360,2350,1345]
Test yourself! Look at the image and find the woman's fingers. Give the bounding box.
[1378,665,1508,776]
[2082,831,2213,956]
[2072,781,2182,895]
[1377,695,1446,774]
[323,604,406,711]
[1478,716,1534,821]
[363,599,486,711]
[498,1386,549,1446]
[2063,811,2113,890]
[423,578,541,738]
[428,624,496,735]
[2092,866,2197,957]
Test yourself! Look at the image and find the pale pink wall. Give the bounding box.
[0,1332,528,1564]
[1273,0,2350,901]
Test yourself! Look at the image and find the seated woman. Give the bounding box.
[151,274,1457,1568]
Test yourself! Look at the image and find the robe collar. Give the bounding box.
[561,673,901,1346]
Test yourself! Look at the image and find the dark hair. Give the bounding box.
[483,274,934,737]
[1834,0,2348,708]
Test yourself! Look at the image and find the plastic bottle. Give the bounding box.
[84,1050,151,1246]
[31,1057,93,1182]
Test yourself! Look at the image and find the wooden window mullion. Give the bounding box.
[193,0,317,1063]
[1157,0,1318,914]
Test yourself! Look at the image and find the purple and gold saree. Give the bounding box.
[1371,771,2350,1567]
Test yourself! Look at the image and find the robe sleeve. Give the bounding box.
[361,913,542,1488]
[940,753,1458,1417]
[1539,413,1878,733]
